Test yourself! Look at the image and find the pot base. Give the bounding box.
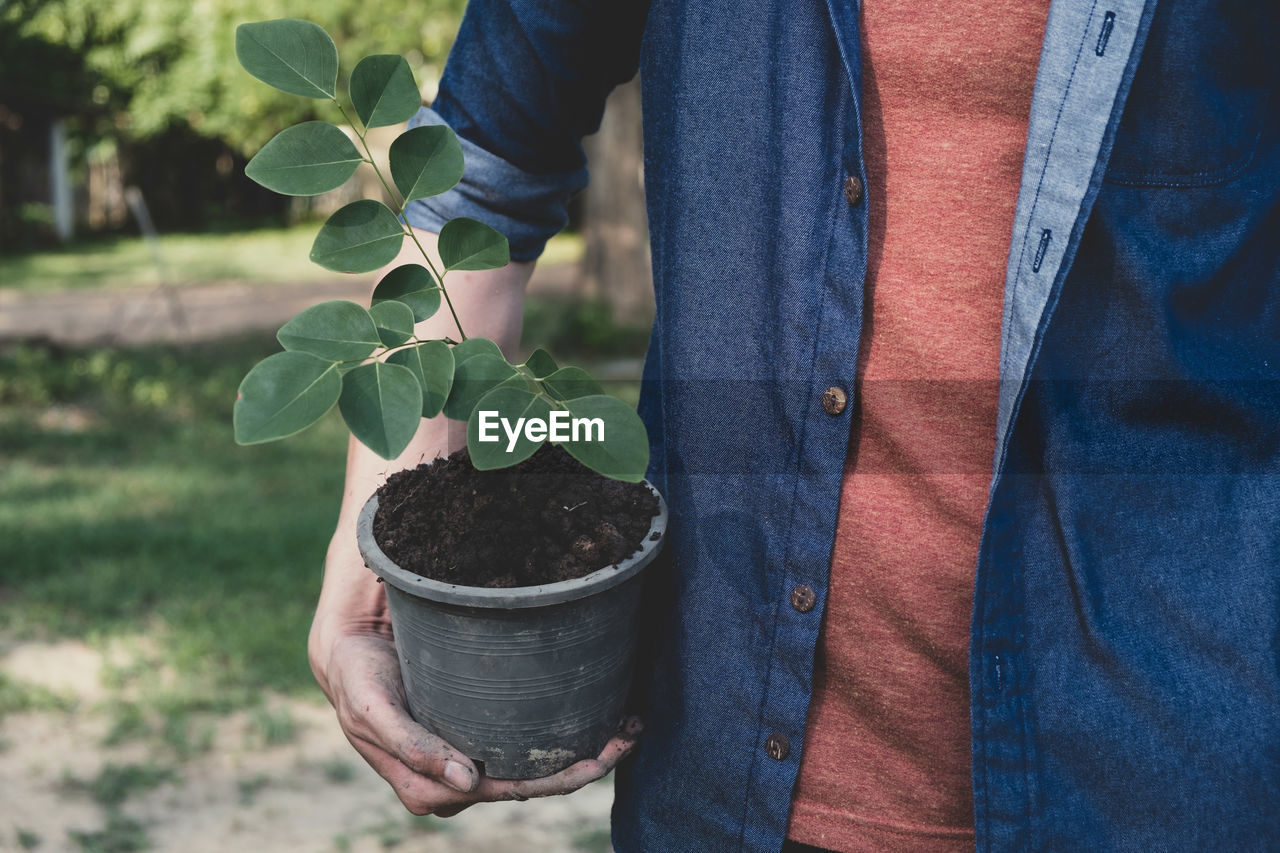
[386,578,640,779]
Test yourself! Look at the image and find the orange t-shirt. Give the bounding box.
[787,2,1049,851]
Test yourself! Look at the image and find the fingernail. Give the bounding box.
[444,760,476,793]
[624,716,644,735]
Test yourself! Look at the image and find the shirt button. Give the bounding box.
[844,174,864,206]
[790,584,816,613]
[765,733,791,760]
[821,386,848,416]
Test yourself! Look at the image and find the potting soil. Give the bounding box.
[372,445,659,588]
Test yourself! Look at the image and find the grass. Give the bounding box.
[0,226,584,294]
[159,705,215,759]
[100,694,217,760]
[0,224,348,293]
[61,761,178,853]
[102,701,150,746]
[319,756,357,784]
[358,813,446,849]
[237,772,272,805]
[0,297,646,716]
[536,231,584,267]
[523,295,651,363]
[63,762,177,810]
[248,706,302,747]
[0,671,76,718]
[66,812,148,853]
[0,246,642,852]
[573,826,614,853]
[0,333,348,702]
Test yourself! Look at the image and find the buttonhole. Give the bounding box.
[1096,11,1116,56]
[1032,229,1052,273]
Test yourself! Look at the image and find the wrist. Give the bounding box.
[311,535,391,685]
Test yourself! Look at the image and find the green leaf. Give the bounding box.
[277,300,381,361]
[442,352,522,421]
[350,55,421,129]
[234,351,341,445]
[438,218,509,271]
[541,366,605,401]
[235,20,338,99]
[310,200,405,273]
[338,362,423,460]
[388,341,454,418]
[369,300,415,347]
[524,348,558,379]
[244,122,362,196]
[559,395,650,482]
[467,386,554,469]
[449,336,503,366]
[389,125,464,203]
[371,264,440,322]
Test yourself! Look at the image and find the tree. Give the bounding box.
[578,78,652,323]
[5,0,465,155]
[0,0,466,240]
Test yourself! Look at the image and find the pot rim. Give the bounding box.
[356,480,668,609]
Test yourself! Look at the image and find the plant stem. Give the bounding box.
[404,227,468,341]
[335,100,470,342]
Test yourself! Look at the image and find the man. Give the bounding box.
[308,0,1280,849]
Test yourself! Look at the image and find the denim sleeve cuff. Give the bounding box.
[402,107,589,263]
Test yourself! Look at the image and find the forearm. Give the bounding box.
[309,226,534,685]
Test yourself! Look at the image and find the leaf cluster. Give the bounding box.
[229,20,648,482]
[5,0,463,153]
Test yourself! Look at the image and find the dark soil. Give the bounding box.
[372,445,659,588]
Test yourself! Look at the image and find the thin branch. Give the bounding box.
[334,99,470,342]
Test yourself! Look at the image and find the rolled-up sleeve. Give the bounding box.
[404,0,649,262]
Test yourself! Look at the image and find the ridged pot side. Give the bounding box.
[356,483,668,779]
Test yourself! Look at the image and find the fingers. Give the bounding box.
[356,695,479,792]
[481,716,645,801]
[323,633,646,815]
[327,636,479,794]
[343,729,481,816]
[340,719,644,817]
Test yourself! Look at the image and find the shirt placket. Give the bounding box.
[736,4,873,844]
[974,0,1158,849]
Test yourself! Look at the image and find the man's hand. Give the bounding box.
[315,627,643,816]
[306,226,640,816]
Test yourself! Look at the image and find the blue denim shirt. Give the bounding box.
[406,0,1280,849]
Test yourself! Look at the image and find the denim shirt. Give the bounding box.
[406,0,1280,849]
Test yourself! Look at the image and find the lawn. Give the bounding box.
[0,222,639,851]
[0,225,585,293]
[0,225,346,293]
[0,304,643,711]
[0,334,348,703]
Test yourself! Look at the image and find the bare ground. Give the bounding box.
[0,265,577,348]
[0,639,615,853]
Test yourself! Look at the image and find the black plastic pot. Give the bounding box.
[355,482,667,779]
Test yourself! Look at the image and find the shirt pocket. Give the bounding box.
[1103,0,1276,188]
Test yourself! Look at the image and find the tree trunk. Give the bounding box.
[578,77,652,323]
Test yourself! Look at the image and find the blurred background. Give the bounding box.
[0,1,652,850]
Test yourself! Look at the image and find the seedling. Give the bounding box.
[231,19,649,482]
